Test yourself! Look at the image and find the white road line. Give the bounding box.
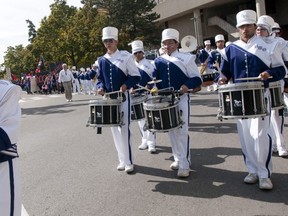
[22,204,29,216]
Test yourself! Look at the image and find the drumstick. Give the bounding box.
[136,84,151,92]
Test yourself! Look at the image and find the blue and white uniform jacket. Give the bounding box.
[220,35,286,87]
[198,48,211,64]
[135,58,154,87]
[153,50,202,90]
[0,80,21,163]
[207,49,222,71]
[97,50,140,92]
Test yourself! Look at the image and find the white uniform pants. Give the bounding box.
[168,93,191,170]
[72,79,80,93]
[269,109,286,150]
[111,92,133,166]
[0,158,21,216]
[237,117,272,178]
[137,119,156,148]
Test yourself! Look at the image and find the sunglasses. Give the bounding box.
[103,39,114,43]
[134,51,143,55]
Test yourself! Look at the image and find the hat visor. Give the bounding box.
[236,21,256,28]
[161,36,179,43]
[132,48,144,54]
[102,36,117,41]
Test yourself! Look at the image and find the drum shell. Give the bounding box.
[269,81,284,109]
[89,98,122,127]
[143,96,182,132]
[218,82,266,119]
[131,94,147,121]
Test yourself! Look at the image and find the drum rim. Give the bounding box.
[218,82,264,92]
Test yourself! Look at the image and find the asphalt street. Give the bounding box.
[18,90,288,216]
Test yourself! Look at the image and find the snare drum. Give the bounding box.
[269,81,284,109]
[88,98,123,127]
[218,82,267,119]
[143,95,182,132]
[201,73,218,87]
[131,94,147,120]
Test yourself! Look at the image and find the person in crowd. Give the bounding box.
[130,40,156,153]
[58,63,74,102]
[256,15,288,157]
[153,28,202,178]
[0,79,22,216]
[218,10,286,190]
[97,27,140,173]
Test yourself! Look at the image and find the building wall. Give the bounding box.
[154,0,288,44]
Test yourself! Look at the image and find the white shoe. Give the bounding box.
[278,147,288,157]
[244,173,258,184]
[170,161,179,170]
[259,178,273,190]
[138,143,148,150]
[117,164,125,171]
[272,145,278,153]
[177,169,190,178]
[148,146,156,153]
[125,164,134,173]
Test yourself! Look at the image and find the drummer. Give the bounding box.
[130,40,157,153]
[97,27,140,173]
[218,10,286,190]
[256,15,288,157]
[153,28,202,178]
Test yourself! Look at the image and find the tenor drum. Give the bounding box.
[269,81,284,109]
[131,94,147,121]
[88,98,123,127]
[218,82,266,119]
[143,95,182,132]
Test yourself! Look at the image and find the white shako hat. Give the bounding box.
[131,40,144,54]
[257,15,274,34]
[236,9,256,28]
[204,40,211,45]
[72,66,76,70]
[272,22,281,33]
[102,26,118,41]
[161,28,179,43]
[215,34,225,42]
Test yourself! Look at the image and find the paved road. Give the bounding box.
[18,91,288,216]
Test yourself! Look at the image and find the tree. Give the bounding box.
[83,0,161,50]
[26,19,37,43]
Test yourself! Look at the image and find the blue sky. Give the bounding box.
[0,0,83,64]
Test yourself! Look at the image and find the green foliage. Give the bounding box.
[3,0,161,74]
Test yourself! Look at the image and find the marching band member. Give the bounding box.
[0,80,22,216]
[79,67,85,94]
[71,66,80,94]
[90,62,98,95]
[58,63,74,102]
[219,10,286,190]
[97,27,140,173]
[256,15,288,157]
[206,34,226,91]
[130,40,156,153]
[85,67,92,95]
[153,28,202,178]
[198,40,213,74]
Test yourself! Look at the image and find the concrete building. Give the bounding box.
[153,0,288,48]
